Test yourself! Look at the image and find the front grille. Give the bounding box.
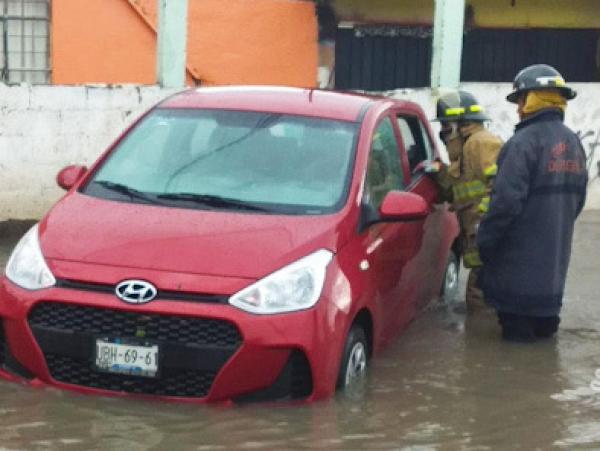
[29,302,241,347]
[55,279,228,304]
[45,354,215,397]
[28,302,242,398]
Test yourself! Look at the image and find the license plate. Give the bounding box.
[95,339,159,378]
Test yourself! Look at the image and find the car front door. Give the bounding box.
[394,111,448,307]
[359,115,426,345]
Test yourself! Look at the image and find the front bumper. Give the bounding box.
[0,274,348,403]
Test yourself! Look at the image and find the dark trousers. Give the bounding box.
[497,312,560,342]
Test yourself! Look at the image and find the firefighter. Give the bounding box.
[477,64,588,342]
[432,90,503,312]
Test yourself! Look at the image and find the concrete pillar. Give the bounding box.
[431,0,466,89]
[157,0,188,88]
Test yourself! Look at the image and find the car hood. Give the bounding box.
[40,193,346,279]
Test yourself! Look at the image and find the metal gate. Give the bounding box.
[461,28,599,82]
[335,24,432,91]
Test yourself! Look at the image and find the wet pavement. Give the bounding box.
[0,213,599,450]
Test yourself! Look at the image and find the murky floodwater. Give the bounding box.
[0,214,599,450]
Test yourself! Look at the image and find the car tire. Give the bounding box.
[441,251,460,303]
[336,325,368,392]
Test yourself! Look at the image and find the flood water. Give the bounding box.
[0,213,599,450]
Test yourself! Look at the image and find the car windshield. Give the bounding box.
[83,109,358,214]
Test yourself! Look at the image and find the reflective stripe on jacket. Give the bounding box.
[436,124,503,268]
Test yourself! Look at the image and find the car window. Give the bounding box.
[418,120,434,161]
[363,117,405,210]
[188,117,219,157]
[84,109,358,215]
[112,116,172,171]
[396,115,432,174]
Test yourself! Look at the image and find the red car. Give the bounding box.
[0,87,458,403]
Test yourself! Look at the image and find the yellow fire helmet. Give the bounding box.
[434,90,490,122]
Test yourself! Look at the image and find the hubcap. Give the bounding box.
[345,342,367,387]
[445,260,458,294]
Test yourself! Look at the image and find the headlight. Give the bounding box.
[229,249,333,314]
[5,224,56,290]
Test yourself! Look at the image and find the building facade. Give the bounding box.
[2,0,599,90]
[1,0,318,87]
[329,0,600,90]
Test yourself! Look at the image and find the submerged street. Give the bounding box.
[0,212,599,450]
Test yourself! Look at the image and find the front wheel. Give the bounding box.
[441,251,460,303]
[337,325,368,392]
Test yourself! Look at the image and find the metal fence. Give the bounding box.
[461,28,600,83]
[0,0,50,84]
[335,24,432,90]
[334,23,599,91]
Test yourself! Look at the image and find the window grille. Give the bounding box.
[0,0,50,84]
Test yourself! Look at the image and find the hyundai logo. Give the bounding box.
[115,280,158,304]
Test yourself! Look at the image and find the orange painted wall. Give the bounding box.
[51,0,157,84]
[52,0,318,87]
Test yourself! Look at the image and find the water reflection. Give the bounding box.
[460,313,566,448]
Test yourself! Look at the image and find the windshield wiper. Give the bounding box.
[91,180,162,205]
[157,192,271,212]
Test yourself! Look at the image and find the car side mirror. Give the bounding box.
[56,165,88,190]
[379,191,429,221]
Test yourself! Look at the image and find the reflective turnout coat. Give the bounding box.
[437,124,503,268]
[477,109,588,316]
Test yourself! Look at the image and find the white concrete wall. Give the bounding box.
[0,84,178,220]
[1,83,599,221]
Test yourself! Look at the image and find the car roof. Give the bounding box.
[158,86,420,122]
